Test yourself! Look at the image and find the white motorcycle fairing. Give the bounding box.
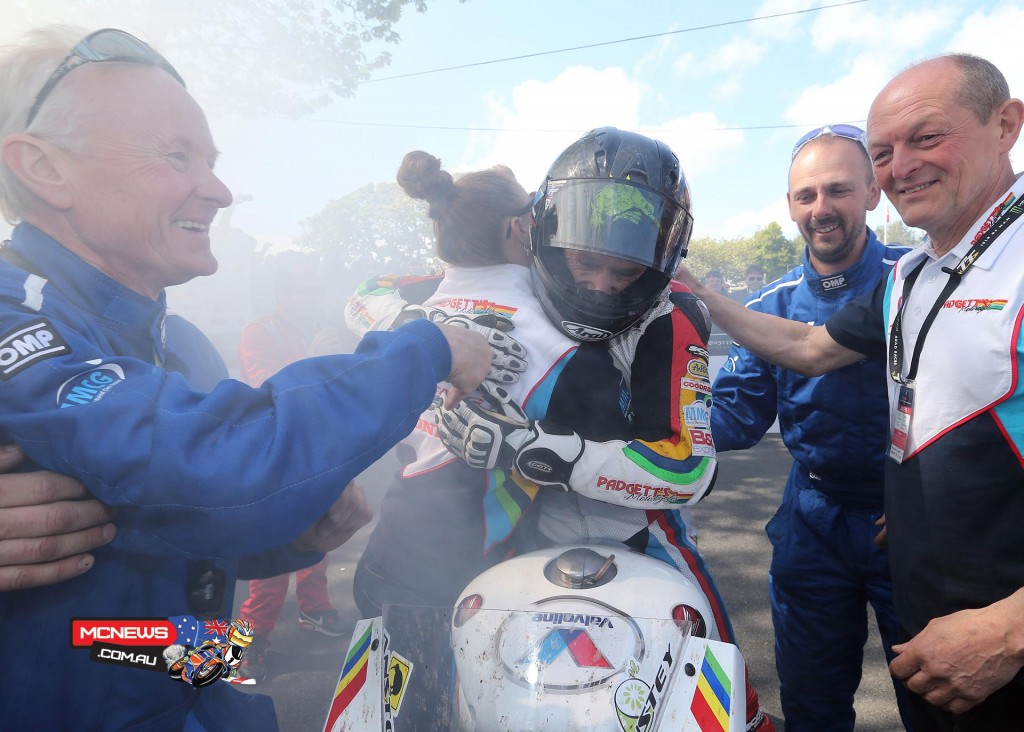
[323,544,745,731]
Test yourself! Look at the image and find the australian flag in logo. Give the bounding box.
[170,615,232,646]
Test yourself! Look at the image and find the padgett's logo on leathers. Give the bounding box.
[57,362,125,408]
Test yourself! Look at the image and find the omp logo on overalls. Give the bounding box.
[57,362,126,408]
[0,320,69,380]
[821,274,848,290]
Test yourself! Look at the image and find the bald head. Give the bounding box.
[788,135,880,273]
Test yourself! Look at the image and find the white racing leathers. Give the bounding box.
[346,266,732,641]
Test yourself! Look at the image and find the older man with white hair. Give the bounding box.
[0,26,502,731]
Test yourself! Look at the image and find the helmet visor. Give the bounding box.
[535,179,693,276]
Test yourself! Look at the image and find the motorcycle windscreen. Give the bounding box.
[323,606,746,731]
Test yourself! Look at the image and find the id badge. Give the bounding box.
[888,381,915,464]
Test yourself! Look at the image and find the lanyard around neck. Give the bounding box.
[888,194,1024,384]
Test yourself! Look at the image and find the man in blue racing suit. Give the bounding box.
[0,26,498,731]
[709,125,913,730]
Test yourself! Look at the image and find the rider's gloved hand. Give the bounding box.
[396,307,528,388]
[435,387,584,490]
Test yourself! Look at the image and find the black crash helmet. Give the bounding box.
[530,126,694,342]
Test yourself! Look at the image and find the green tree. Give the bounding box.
[685,222,801,286]
[748,221,800,280]
[298,181,439,277]
[14,0,452,116]
[874,220,925,247]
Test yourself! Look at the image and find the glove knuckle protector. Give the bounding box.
[513,421,584,490]
[437,396,529,471]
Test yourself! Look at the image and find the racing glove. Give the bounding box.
[435,391,585,490]
[395,306,528,388]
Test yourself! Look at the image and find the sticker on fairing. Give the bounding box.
[0,319,69,380]
[385,651,413,717]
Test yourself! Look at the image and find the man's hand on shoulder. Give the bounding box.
[0,445,116,591]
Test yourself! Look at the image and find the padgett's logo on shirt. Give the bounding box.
[56,362,126,408]
[943,297,1008,313]
[434,297,517,318]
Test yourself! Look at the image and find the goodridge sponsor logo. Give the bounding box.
[680,377,711,395]
[57,363,126,408]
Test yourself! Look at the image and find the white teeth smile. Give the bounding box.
[814,224,838,233]
[904,182,931,194]
[176,221,209,233]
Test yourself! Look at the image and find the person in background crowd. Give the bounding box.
[702,269,728,296]
[731,263,765,302]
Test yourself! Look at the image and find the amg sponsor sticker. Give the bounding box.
[57,362,126,408]
[683,401,711,429]
[0,319,69,380]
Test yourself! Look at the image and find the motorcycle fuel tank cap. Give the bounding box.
[544,547,618,588]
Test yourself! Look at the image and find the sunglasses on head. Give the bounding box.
[791,124,867,160]
[506,191,540,239]
[27,28,184,127]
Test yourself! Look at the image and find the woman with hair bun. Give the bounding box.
[396,150,532,268]
[347,151,585,613]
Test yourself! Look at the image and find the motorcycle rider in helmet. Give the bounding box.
[348,128,774,732]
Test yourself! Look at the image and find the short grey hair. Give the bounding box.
[942,53,1010,124]
[0,25,91,223]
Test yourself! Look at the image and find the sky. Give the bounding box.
[3,0,1024,251]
